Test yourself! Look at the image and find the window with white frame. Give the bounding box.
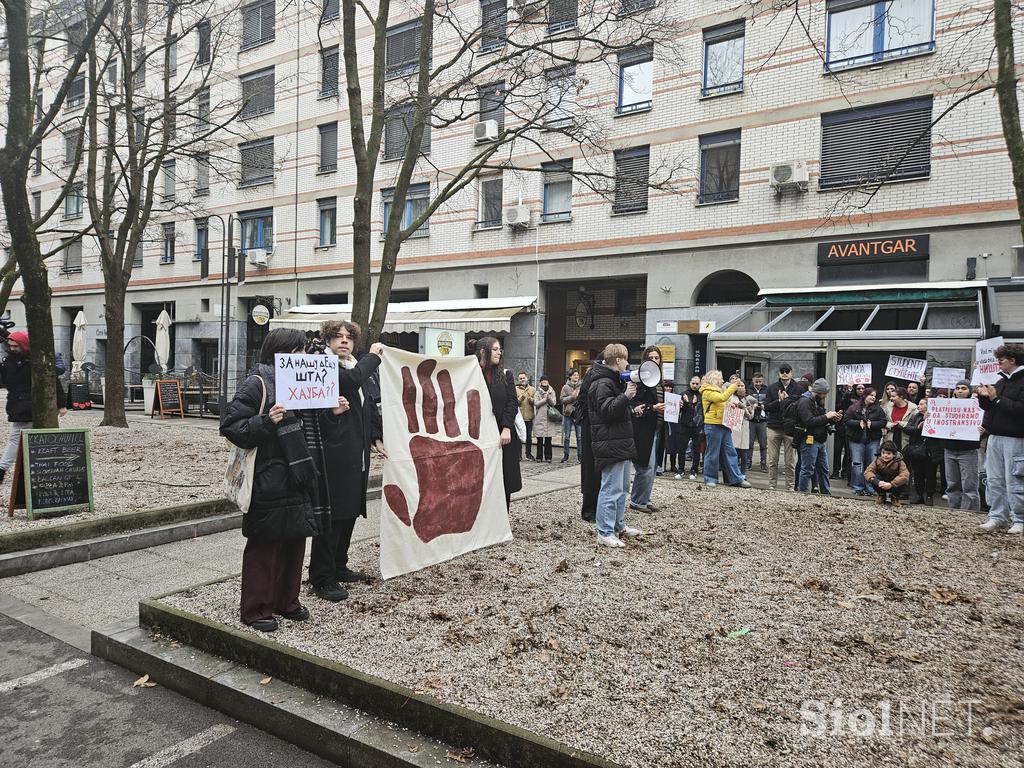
[133,240,143,267]
[612,146,649,213]
[197,20,211,64]
[241,0,275,49]
[478,81,505,131]
[480,0,506,51]
[702,21,744,96]
[161,223,176,263]
[33,145,42,175]
[548,0,578,33]
[545,65,576,126]
[320,46,339,97]
[196,87,210,133]
[66,21,85,60]
[64,184,83,219]
[134,47,146,87]
[819,97,932,188]
[64,128,80,165]
[239,208,273,252]
[32,191,41,220]
[542,160,572,222]
[382,183,429,237]
[383,103,430,160]
[162,159,176,200]
[195,152,210,194]
[477,175,503,228]
[617,46,653,114]
[698,130,741,203]
[240,66,274,117]
[63,239,82,273]
[239,137,274,186]
[318,198,337,246]
[385,18,427,78]
[194,218,208,261]
[318,122,338,172]
[826,0,934,70]
[67,73,85,109]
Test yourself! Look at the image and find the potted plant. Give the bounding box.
[142,373,157,414]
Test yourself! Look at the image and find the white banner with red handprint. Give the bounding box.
[923,397,982,441]
[379,347,513,579]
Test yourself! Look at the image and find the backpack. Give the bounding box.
[780,395,802,437]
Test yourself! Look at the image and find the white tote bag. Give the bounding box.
[223,376,267,513]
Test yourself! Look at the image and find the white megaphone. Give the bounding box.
[619,360,662,387]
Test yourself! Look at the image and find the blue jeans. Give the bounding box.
[984,434,1024,524]
[597,460,631,537]
[847,440,878,494]
[630,432,658,507]
[703,424,743,485]
[562,416,581,460]
[799,440,832,494]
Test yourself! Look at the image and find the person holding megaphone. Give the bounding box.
[627,346,667,514]
[699,369,752,488]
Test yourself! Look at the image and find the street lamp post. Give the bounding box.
[202,214,243,415]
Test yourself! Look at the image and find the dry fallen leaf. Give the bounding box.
[837,601,855,609]
[133,674,157,688]
[751,698,767,712]
[547,636,560,650]
[445,746,476,763]
[259,676,272,685]
[407,744,420,753]
[537,651,551,663]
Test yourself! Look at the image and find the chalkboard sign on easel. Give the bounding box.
[153,379,184,418]
[7,428,94,519]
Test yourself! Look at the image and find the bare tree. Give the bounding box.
[0,0,116,427]
[330,0,688,343]
[993,0,1024,247]
[80,0,246,427]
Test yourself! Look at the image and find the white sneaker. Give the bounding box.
[979,519,1005,534]
[674,473,682,480]
[618,526,643,538]
[1008,523,1024,535]
[689,473,696,481]
[597,533,625,548]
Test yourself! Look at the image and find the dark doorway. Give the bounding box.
[837,349,927,391]
[694,271,759,305]
[137,302,175,376]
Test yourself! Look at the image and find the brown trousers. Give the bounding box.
[240,537,306,624]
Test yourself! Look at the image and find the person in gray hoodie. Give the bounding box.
[944,379,981,511]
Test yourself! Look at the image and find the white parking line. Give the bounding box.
[0,658,90,694]
[127,724,236,768]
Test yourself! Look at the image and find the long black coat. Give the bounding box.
[631,381,658,464]
[0,354,68,422]
[321,353,382,521]
[220,365,316,541]
[483,366,522,498]
[588,362,637,471]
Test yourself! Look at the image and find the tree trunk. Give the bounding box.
[351,185,373,334]
[99,274,129,427]
[993,0,1024,247]
[0,252,21,318]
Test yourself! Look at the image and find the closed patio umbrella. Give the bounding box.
[155,309,172,372]
[71,310,87,373]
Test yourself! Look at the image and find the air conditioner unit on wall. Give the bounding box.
[474,119,499,143]
[504,205,531,230]
[768,160,809,192]
[247,248,271,267]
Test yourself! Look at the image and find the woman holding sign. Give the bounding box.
[943,380,980,511]
[221,328,342,633]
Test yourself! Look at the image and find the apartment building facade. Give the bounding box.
[10,0,1022,392]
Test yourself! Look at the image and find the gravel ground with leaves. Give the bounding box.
[0,407,229,532]
[164,481,1024,767]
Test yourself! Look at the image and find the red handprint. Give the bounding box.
[384,359,485,543]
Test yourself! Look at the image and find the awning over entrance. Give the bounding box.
[709,281,986,353]
[270,296,537,334]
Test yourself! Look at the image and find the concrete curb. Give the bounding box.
[130,597,620,768]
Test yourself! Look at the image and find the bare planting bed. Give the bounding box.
[165,481,1024,767]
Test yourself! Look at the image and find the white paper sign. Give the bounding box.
[971,336,1004,385]
[723,402,744,430]
[662,362,675,382]
[656,321,676,334]
[663,392,681,423]
[931,367,966,390]
[274,354,339,409]
[923,397,982,441]
[885,355,927,381]
[379,348,512,580]
[837,363,872,386]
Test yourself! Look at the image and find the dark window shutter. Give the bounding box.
[613,147,650,213]
[197,21,210,64]
[548,0,578,29]
[384,104,429,159]
[319,123,337,170]
[321,47,339,95]
[386,20,422,76]
[481,0,507,50]
[618,44,653,67]
[241,67,275,117]
[479,82,505,129]
[820,98,932,188]
[240,138,274,185]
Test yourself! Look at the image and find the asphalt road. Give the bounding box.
[0,614,335,768]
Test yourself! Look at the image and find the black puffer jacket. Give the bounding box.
[843,401,886,443]
[587,362,636,470]
[220,365,317,541]
[795,392,831,443]
[979,368,1024,438]
[0,353,68,422]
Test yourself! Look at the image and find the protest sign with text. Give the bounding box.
[923,397,982,441]
[274,354,339,409]
[663,392,681,424]
[885,355,927,381]
[837,364,872,386]
[931,367,966,390]
[971,336,1004,386]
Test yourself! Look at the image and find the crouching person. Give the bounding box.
[864,441,910,505]
[221,328,339,633]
